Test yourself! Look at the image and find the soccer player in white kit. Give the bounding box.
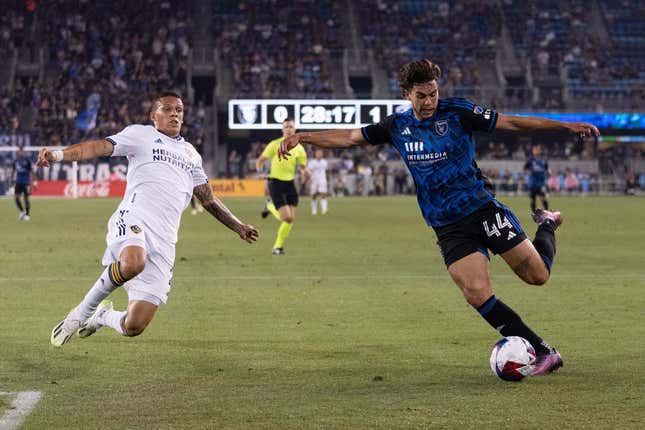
[38,92,259,347]
[308,149,329,215]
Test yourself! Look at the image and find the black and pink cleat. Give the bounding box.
[531,349,564,376]
[532,209,563,229]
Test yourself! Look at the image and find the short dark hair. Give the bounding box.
[283,117,294,123]
[397,59,442,94]
[152,91,182,111]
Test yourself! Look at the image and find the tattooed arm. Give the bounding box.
[37,139,114,167]
[193,182,259,243]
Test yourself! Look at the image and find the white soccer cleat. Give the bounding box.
[23,215,30,221]
[18,211,25,221]
[51,309,84,347]
[78,300,113,339]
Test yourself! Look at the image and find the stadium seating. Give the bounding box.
[4,0,193,145]
[210,0,341,98]
[354,0,501,100]
[0,0,643,195]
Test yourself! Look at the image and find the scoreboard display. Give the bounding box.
[228,99,412,129]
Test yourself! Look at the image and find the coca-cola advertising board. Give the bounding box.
[32,181,127,197]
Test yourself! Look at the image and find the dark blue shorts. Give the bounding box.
[529,186,547,199]
[14,183,30,196]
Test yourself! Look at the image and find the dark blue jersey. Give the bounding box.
[361,98,498,227]
[13,157,32,185]
[524,157,549,189]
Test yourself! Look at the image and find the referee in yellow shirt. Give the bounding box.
[256,118,310,254]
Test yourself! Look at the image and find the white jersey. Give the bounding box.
[308,158,328,183]
[106,124,207,248]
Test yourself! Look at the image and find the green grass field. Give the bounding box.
[1,196,644,429]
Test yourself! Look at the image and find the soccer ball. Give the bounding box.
[489,336,536,381]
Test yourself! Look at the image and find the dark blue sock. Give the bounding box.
[533,224,556,272]
[477,295,551,355]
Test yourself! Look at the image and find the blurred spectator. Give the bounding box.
[228,149,242,178]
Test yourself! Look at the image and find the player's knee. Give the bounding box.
[123,324,146,337]
[122,319,148,337]
[119,258,146,279]
[526,267,550,286]
[455,280,492,307]
[281,215,294,223]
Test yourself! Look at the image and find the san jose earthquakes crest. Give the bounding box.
[435,120,449,136]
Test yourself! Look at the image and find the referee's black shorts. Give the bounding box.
[433,201,527,267]
[268,178,298,209]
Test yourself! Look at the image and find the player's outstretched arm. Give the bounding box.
[278,129,366,160]
[37,139,115,167]
[496,114,600,137]
[193,183,259,243]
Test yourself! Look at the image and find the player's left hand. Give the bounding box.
[567,122,600,138]
[278,135,300,160]
[32,180,38,191]
[237,223,259,243]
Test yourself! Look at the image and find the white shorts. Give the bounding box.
[102,210,175,306]
[310,178,328,194]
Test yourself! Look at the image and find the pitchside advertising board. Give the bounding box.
[30,161,265,197]
[32,179,265,198]
[228,100,645,130]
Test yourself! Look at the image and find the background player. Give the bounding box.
[279,59,600,376]
[11,146,37,221]
[307,148,330,215]
[524,144,550,214]
[255,117,310,254]
[38,91,258,347]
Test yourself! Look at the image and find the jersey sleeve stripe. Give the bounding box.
[360,126,372,144]
[488,112,499,132]
[105,137,117,146]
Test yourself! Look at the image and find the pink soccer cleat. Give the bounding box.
[532,209,563,229]
[531,350,563,376]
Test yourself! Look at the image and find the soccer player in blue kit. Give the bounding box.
[278,59,600,376]
[524,144,550,214]
[11,146,36,221]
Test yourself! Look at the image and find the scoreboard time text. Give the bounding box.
[228,99,412,129]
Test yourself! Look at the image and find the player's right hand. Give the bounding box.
[237,223,259,244]
[37,148,55,167]
[278,135,299,161]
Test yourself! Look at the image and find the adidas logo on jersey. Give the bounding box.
[401,127,411,135]
[154,138,163,144]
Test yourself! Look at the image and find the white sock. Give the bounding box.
[311,199,317,215]
[98,309,127,335]
[75,266,121,320]
[321,198,328,213]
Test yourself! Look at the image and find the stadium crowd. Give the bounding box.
[1,0,644,196]
[355,0,501,101]
[5,0,194,147]
[212,0,341,98]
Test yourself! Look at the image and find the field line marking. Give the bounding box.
[0,273,644,283]
[0,391,42,430]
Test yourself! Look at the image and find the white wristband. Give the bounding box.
[52,150,64,162]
